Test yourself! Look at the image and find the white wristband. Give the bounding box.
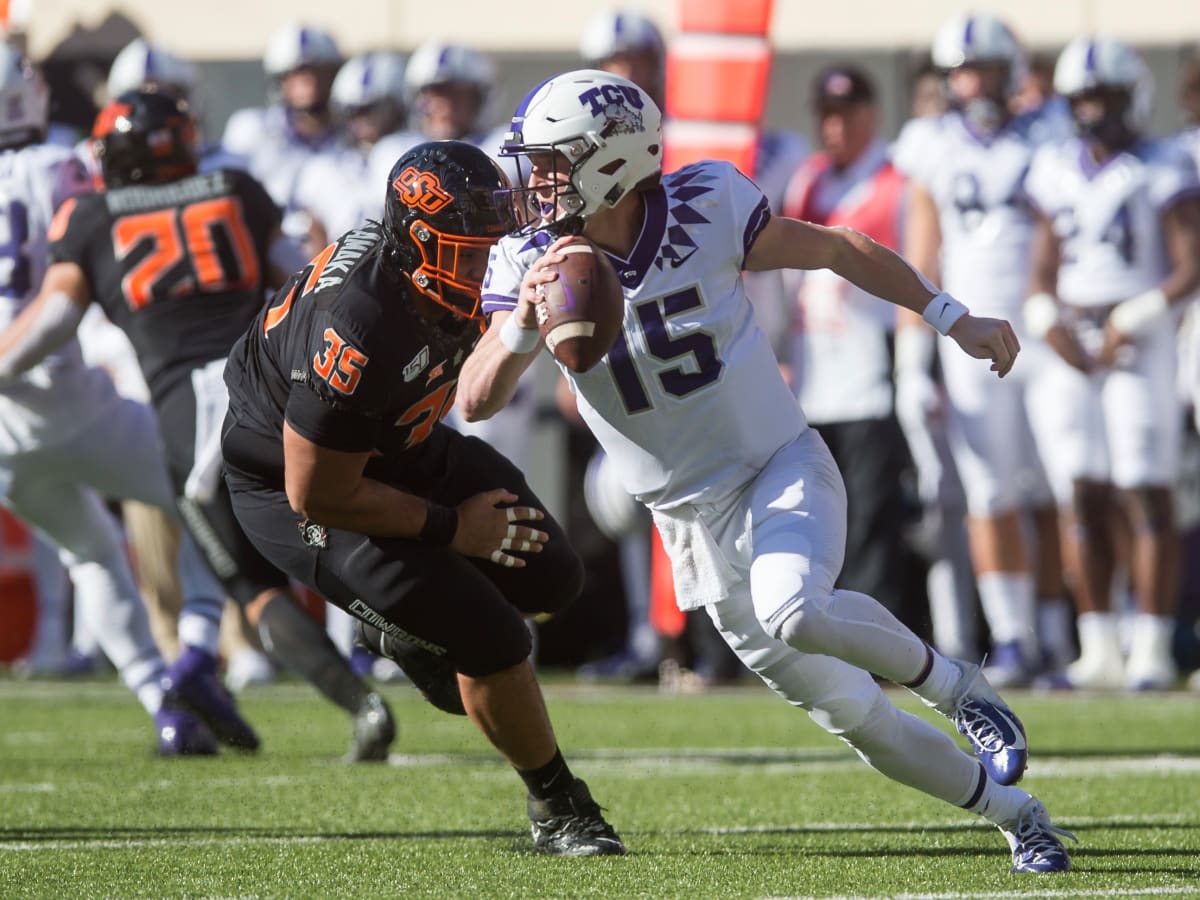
[921,291,969,336]
[498,313,540,354]
[1109,288,1169,337]
[1023,292,1060,340]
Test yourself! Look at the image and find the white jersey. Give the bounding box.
[0,142,115,456]
[295,130,423,242]
[483,160,805,510]
[893,111,1044,317]
[1025,136,1200,306]
[221,105,346,235]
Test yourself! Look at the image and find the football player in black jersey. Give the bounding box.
[220,140,625,857]
[0,91,395,762]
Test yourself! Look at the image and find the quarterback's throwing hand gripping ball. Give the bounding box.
[536,239,624,373]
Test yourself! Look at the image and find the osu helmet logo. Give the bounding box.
[392,166,454,215]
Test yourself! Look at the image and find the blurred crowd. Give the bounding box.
[4,8,1200,698]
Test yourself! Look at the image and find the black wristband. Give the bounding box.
[418,500,458,545]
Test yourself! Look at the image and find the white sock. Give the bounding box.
[71,558,167,713]
[967,773,1034,828]
[178,611,221,655]
[1076,611,1120,662]
[1128,613,1174,664]
[977,571,1037,658]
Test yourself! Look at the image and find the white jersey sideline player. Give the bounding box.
[1025,37,1200,691]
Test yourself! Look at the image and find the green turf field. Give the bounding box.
[2,676,1198,899]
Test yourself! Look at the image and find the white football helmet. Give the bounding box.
[499,69,663,235]
[0,43,48,149]
[332,51,406,112]
[107,38,196,100]
[1053,36,1153,133]
[931,12,1027,98]
[404,41,493,101]
[262,23,341,78]
[579,10,665,67]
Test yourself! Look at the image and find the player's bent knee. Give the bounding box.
[808,677,887,737]
[775,593,837,653]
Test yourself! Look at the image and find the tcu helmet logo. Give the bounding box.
[577,84,645,136]
[392,166,454,214]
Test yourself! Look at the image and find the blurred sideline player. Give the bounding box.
[462,68,1074,874]
[0,91,395,760]
[295,52,420,251]
[92,37,276,687]
[895,13,1072,685]
[221,140,625,856]
[221,23,345,252]
[397,42,543,475]
[892,60,982,664]
[0,45,218,753]
[780,65,921,628]
[1025,38,1200,690]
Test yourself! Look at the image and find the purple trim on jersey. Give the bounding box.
[1077,142,1122,179]
[741,195,772,267]
[481,291,517,312]
[602,186,668,291]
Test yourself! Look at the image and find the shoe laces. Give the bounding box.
[955,700,1008,752]
[1014,803,1077,861]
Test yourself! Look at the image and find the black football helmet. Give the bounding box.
[381,140,515,322]
[91,90,198,188]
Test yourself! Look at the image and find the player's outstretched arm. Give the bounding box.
[747,216,1020,377]
[0,262,91,383]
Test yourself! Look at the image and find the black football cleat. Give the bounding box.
[527,778,626,857]
[344,692,396,763]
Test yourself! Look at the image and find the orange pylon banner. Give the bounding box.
[678,0,774,36]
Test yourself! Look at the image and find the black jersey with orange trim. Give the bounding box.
[223,222,484,481]
[47,168,280,403]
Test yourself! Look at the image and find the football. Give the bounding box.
[536,239,625,373]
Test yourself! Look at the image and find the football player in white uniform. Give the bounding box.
[295,51,420,250]
[1025,38,1200,690]
[895,13,1071,686]
[0,46,218,753]
[221,23,345,249]
[458,69,1075,874]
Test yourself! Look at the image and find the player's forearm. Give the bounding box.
[457,314,539,422]
[290,475,437,538]
[827,228,937,317]
[0,290,86,382]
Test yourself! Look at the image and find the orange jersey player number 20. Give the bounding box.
[112,196,260,310]
[312,326,368,396]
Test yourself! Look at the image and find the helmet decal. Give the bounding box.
[393,166,455,215]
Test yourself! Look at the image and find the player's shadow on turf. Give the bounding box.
[0,826,516,842]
